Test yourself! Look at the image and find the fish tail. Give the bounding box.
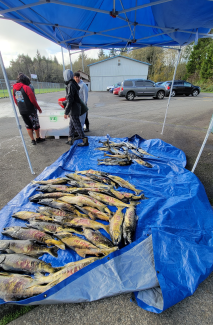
[105,207,111,216]
[31,180,38,184]
[102,247,118,256]
[46,239,65,250]
[135,189,142,195]
[75,248,86,258]
[48,246,59,258]
[103,224,110,234]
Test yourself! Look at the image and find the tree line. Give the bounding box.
[0,38,212,86]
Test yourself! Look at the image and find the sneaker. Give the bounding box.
[36,137,46,143]
[84,128,90,132]
[31,140,36,145]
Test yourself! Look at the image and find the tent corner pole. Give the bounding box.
[69,50,72,70]
[61,46,65,72]
[82,50,84,72]
[191,116,213,173]
[0,51,35,175]
[161,47,181,135]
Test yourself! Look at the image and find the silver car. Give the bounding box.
[119,79,165,100]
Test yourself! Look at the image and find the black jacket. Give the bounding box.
[64,79,81,116]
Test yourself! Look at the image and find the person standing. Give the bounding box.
[63,69,89,146]
[13,73,45,145]
[73,72,90,132]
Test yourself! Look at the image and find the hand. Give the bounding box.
[39,109,42,114]
[64,115,68,119]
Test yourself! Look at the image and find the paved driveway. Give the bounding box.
[0,91,213,324]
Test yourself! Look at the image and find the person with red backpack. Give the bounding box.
[13,73,45,145]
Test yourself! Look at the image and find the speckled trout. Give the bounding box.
[109,208,124,245]
[123,206,137,245]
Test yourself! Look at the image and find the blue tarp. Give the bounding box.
[0,0,212,49]
[0,135,213,313]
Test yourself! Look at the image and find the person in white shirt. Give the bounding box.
[73,72,89,132]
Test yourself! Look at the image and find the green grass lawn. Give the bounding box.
[0,88,65,98]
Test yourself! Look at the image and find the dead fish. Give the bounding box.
[0,254,59,274]
[62,218,110,234]
[29,193,74,202]
[106,175,141,194]
[75,181,113,190]
[95,147,111,152]
[2,227,65,250]
[56,232,117,258]
[31,177,69,185]
[12,211,41,220]
[133,159,153,168]
[34,257,99,285]
[82,206,110,221]
[59,195,108,213]
[137,148,156,157]
[0,240,58,258]
[0,272,57,302]
[32,215,53,222]
[123,206,137,245]
[27,220,82,235]
[66,173,92,182]
[98,159,131,166]
[77,194,112,216]
[86,174,114,186]
[109,208,124,245]
[51,215,84,229]
[37,199,76,213]
[37,185,73,193]
[123,142,137,150]
[83,228,114,249]
[88,192,134,208]
[75,170,108,177]
[103,153,128,159]
[36,206,83,218]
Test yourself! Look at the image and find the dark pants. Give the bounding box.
[85,112,89,130]
[69,115,85,138]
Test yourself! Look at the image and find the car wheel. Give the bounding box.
[156,91,165,99]
[192,89,199,97]
[126,91,135,101]
[171,90,176,97]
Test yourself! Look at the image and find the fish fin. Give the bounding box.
[134,189,142,195]
[88,212,96,220]
[49,247,59,258]
[75,249,86,258]
[103,225,110,234]
[46,239,65,250]
[129,201,140,206]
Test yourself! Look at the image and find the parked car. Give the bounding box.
[155,82,164,86]
[119,79,165,100]
[113,86,120,95]
[164,80,200,97]
[107,82,121,92]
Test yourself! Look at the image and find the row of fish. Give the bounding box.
[0,169,145,301]
[96,139,154,167]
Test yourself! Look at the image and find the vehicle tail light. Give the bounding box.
[166,85,171,90]
[121,87,123,91]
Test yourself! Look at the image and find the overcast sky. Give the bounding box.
[0,19,100,68]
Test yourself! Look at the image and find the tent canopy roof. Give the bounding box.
[0,0,213,51]
[87,55,151,67]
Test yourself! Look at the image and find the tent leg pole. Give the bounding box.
[191,116,213,173]
[0,51,35,175]
[82,50,84,72]
[69,50,72,70]
[161,48,181,135]
[61,47,65,72]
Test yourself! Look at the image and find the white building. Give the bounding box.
[88,55,151,91]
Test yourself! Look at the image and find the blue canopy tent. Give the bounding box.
[0,0,213,312]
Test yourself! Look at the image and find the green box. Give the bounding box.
[50,116,58,122]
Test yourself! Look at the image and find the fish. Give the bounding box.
[123,142,137,150]
[59,195,108,213]
[34,257,99,285]
[32,215,53,222]
[76,169,108,177]
[62,218,110,234]
[0,240,58,258]
[66,173,92,182]
[106,175,141,194]
[56,232,117,258]
[109,190,145,201]
[29,193,74,202]
[2,227,65,250]
[123,206,137,245]
[85,174,114,186]
[109,189,129,202]
[83,228,114,249]
[12,211,41,220]
[82,206,110,221]
[37,185,73,193]
[137,148,156,157]
[0,254,59,274]
[75,181,113,190]
[51,215,84,229]
[0,272,57,302]
[27,221,82,235]
[37,199,77,213]
[133,159,153,168]
[103,153,129,159]
[88,192,134,208]
[109,208,124,245]
[31,177,69,185]
[95,147,111,152]
[77,194,112,216]
[98,159,132,166]
[36,206,83,218]
[129,149,144,158]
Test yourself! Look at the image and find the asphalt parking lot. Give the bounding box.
[0,91,213,324]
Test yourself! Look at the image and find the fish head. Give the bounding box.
[38,198,54,204]
[37,185,55,193]
[0,241,10,251]
[2,226,21,237]
[29,194,42,202]
[112,231,121,245]
[0,255,6,264]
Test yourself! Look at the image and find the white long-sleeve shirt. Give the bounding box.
[78,80,88,105]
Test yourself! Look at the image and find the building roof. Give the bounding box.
[87,55,151,67]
